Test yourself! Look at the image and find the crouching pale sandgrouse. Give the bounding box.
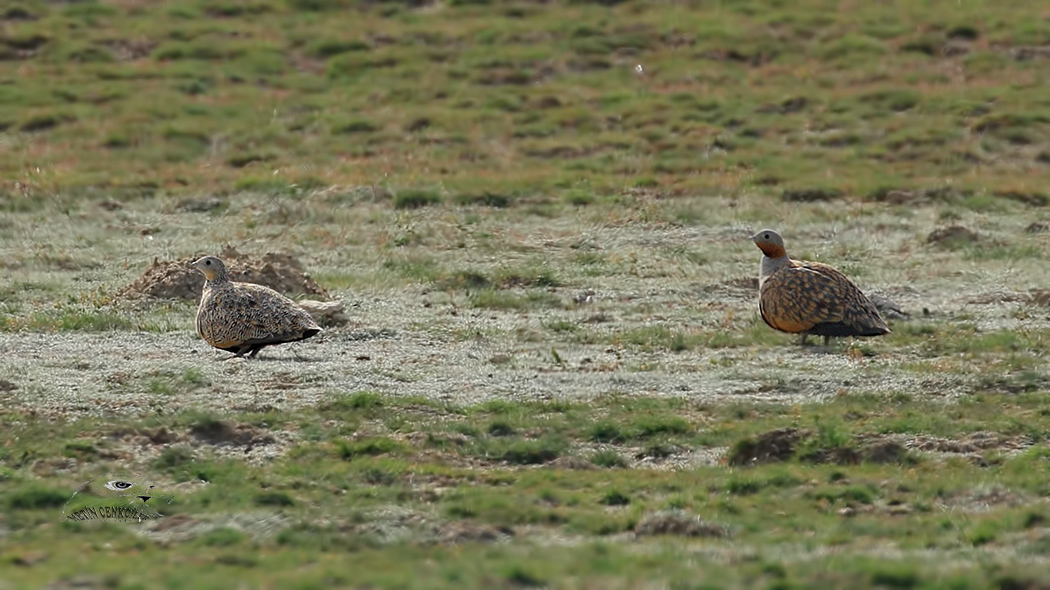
[192,256,322,358]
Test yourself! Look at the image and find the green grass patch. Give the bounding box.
[393,189,442,210]
[4,391,1050,585]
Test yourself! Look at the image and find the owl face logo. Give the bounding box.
[63,473,175,523]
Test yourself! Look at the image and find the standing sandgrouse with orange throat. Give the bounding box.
[751,230,889,346]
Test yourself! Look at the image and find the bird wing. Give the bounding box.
[799,260,886,320]
[233,284,319,342]
[759,261,861,332]
[202,286,277,345]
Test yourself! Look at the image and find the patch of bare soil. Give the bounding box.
[189,420,276,447]
[115,246,329,301]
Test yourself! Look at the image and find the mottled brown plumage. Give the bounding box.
[751,230,889,346]
[193,256,321,358]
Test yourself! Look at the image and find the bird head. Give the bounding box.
[191,256,227,281]
[751,229,787,258]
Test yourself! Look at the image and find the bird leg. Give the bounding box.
[823,335,831,346]
[798,334,810,346]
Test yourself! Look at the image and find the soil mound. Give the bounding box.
[116,246,329,301]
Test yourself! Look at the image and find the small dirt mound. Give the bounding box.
[727,427,805,466]
[800,446,861,465]
[549,456,597,470]
[858,439,911,464]
[1028,290,1050,306]
[782,187,845,202]
[634,510,729,538]
[190,420,276,447]
[116,246,328,301]
[927,225,980,246]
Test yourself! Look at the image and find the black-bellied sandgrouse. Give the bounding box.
[751,230,889,346]
[192,256,322,358]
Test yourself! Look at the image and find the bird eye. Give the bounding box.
[205,261,211,265]
[764,233,769,239]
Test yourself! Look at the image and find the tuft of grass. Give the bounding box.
[487,420,516,437]
[474,435,567,465]
[455,192,514,208]
[588,422,626,444]
[503,565,545,588]
[599,490,631,506]
[590,449,628,468]
[255,492,296,507]
[631,414,692,439]
[198,528,248,547]
[327,391,385,412]
[435,270,491,291]
[5,485,69,510]
[338,437,404,460]
[306,38,371,59]
[393,189,442,210]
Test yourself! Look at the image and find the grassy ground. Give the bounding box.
[3,0,1050,588]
